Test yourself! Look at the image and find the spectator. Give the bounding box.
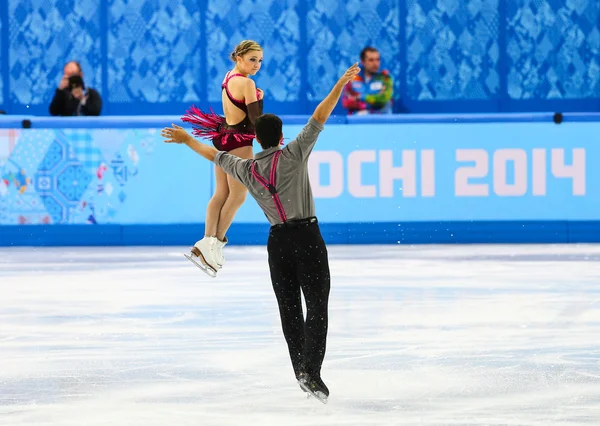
[49,61,102,116]
[342,47,393,115]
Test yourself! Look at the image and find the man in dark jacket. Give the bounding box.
[49,61,102,116]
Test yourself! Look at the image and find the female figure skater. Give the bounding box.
[182,40,264,276]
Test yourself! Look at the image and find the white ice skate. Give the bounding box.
[184,237,220,278]
[215,237,228,269]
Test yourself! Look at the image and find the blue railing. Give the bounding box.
[2,112,600,129]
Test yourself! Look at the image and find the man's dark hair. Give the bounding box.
[360,46,379,61]
[66,60,82,73]
[255,114,283,149]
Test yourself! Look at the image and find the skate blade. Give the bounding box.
[184,253,218,278]
[298,380,328,404]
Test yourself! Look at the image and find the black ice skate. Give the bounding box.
[297,372,329,404]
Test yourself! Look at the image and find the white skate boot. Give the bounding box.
[215,237,228,269]
[184,236,220,278]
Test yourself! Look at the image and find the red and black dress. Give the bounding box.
[181,72,263,152]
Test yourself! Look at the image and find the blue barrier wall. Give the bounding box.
[0,0,599,116]
[1,113,599,246]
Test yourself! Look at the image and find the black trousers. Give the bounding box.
[267,218,331,379]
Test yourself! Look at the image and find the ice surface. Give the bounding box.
[1,244,599,425]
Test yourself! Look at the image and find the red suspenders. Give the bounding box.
[251,150,287,222]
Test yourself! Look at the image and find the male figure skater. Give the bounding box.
[162,63,361,403]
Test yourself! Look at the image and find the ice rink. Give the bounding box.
[1,244,599,425]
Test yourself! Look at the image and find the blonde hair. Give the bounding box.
[230,40,262,62]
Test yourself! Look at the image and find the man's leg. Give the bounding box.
[267,229,305,377]
[295,223,331,380]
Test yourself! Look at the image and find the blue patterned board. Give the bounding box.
[1,128,156,225]
[506,0,600,99]
[7,0,102,107]
[0,14,3,107]
[107,0,203,104]
[305,0,401,103]
[406,0,500,101]
[205,0,301,105]
[35,135,93,223]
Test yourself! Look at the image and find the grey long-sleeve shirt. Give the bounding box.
[214,117,325,226]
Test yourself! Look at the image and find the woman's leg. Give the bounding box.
[204,165,230,237]
[215,145,253,241]
[189,164,230,272]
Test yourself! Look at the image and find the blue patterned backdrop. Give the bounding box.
[107,0,203,105]
[0,0,598,115]
[506,0,600,99]
[406,0,500,100]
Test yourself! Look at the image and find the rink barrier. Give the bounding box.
[1,221,600,246]
[1,113,600,246]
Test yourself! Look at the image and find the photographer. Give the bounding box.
[49,61,102,116]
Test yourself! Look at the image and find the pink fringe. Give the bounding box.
[181,106,225,139]
[181,105,254,147]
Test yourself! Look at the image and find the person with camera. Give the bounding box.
[49,61,102,116]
